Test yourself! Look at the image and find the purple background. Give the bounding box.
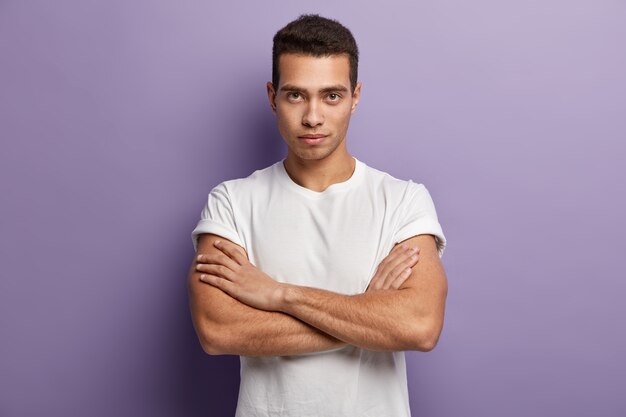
[1,0,625,416]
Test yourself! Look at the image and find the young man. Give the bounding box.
[188,14,448,417]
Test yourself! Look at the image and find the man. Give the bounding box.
[188,14,448,417]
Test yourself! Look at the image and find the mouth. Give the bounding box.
[298,134,327,145]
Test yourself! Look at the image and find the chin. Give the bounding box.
[284,137,342,161]
[289,147,329,161]
[295,152,325,161]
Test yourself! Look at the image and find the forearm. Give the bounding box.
[277,285,431,352]
[197,234,445,354]
[212,307,346,357]
[191,283,346,356]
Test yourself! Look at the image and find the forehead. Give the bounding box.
[277,53,351,91]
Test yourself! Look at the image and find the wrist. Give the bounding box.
[275,283,297,313]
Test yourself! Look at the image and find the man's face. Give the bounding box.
[267,53,361,162]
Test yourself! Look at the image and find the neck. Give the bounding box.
[283,150,355,193]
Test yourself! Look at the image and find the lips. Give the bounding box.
[298,134,327,145]
[298,134,327,139]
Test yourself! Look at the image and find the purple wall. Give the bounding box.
[1,1,624,416]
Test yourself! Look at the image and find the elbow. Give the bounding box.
[408,320,443,352]
[201,339,224,356]
[198,322,231,356]
[416,335,438,352]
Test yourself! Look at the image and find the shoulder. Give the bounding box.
[360,161,428,199]
[210,161,280,196]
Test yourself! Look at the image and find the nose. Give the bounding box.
[302,100,324,127]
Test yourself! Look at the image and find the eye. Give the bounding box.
[327,93,341,102]
[287,92,302,101]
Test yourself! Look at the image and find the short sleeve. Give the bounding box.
[392,181,447,258]
[191,182,244,252]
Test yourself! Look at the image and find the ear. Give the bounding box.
[266,81,277,114]
[350,81,362,113]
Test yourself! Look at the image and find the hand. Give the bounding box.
[196,239,284,311]
[366,243,420,292]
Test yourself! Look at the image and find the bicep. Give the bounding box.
[395,234,448,324]
[187,233,249,327]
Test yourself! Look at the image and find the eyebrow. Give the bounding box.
[279,84,350,94]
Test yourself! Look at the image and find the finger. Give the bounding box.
[391,243,408,253]
[213,240,249,265]
[405,251,420,267]
[379,247,418,289]
[367,271,384,291]
[369,244,420,291]
[385,253,419,290]
[369,245,413,290]
[196,263,236,281]
[392,243,419,255]
[388,267,413,289]
[383,253,419,288]
[199,273,237,296]
[368,278,382,291]
[366,279,384,292]
[370,250,403,286]
[196,252,239,271]
[387,245,418,269]
[368,266,388,291]
[367,269,383,291]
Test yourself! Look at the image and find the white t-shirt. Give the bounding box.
[191,156,446,417]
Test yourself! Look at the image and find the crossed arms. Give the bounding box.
[187,233,448,356]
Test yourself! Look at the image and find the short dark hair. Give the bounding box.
[272,14,359,94]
